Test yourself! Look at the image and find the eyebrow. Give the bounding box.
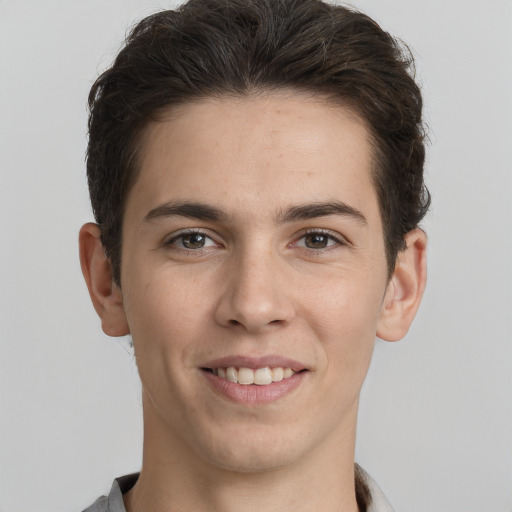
[143,201,229,223]
[275,201,367,225]
[143,200,366,225]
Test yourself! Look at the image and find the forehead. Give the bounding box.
[127,92,380,228]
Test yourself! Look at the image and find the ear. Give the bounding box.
[377,228,427,342]
[79,223,130,337]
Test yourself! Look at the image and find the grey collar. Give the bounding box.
[99,468,395,512]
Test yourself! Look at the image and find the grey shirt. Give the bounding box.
[82,468,395,512]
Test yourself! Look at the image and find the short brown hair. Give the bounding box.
[87,0,430,285]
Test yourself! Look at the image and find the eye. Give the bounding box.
[294,230,345,250]
[167,230,218,250]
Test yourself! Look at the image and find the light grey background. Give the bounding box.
[0,1,511,511]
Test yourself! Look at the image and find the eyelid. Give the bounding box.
[292,228,349,249]
[164,227,348,251]
[165,228,222,250]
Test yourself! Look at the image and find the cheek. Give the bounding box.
[299,267,385,333]
[122,268,215,363]
[122,271,218,414]
[298,271,384,380]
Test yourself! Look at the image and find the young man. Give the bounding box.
[79,0,429,511]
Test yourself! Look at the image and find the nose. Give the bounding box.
[214,248,295,333]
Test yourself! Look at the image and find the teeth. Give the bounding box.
[254,367,272,385]
[213,366,297,385]
[238,367,254,385]
[226,367,237,383]
[283,368,293,379]
[271,367,284,382]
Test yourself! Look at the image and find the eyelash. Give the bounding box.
[165,228,347,253]
[293,229,347,251]
[165,229,220,253]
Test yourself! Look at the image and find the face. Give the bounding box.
[119,92,391,472]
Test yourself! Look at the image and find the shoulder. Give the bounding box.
[81,495,108,512]
[81,474,139,512]
[359,467,396,512]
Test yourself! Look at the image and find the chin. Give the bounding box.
[196,427,304,474]
[206,446,296,474]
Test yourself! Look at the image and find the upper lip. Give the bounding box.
[201,355,308,371]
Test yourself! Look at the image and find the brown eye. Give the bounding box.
[181,233,207,249]
[294,230,344,251]
[167,231,217,251]
[304,233,330,249]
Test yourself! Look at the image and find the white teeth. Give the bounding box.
[254,367,272,385]
[271,367,284,382]
[213,366,297,385]
[226,367,237,383]
[238,367,254,385]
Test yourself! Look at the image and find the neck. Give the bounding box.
[124,396,361,512]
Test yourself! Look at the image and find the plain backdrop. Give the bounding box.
[1,1,511,511]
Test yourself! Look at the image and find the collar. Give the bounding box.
[104,468,395,512]
[360,468,396,512]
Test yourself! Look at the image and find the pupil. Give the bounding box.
[306,234,328,248]
[183,233,205,249]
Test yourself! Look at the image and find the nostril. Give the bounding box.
[227,318,284,328]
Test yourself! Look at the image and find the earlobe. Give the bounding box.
[377,228,427,342]
[79,223,130,337]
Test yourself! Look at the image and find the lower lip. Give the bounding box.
[202,370,307,405]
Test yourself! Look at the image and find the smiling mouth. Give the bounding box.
[202,367,303,385]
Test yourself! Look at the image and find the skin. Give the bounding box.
[80,92,427,512]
